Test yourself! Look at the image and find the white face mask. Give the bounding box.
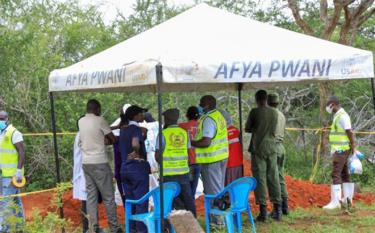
[326,104,333,114]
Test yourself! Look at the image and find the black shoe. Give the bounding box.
[282,198,289,215]
[255,204,268,222]
[271,203,282,221]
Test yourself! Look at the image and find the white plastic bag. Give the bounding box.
[348,153,363,174]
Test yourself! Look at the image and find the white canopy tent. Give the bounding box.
[49,3,373,93]
[47,3,374,227]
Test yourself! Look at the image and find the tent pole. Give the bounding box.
[237,83,243,143]
[156,63,164,232]
[371,77,375,114]
[49,92,65,227]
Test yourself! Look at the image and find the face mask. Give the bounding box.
[0,120,7,130]
[325,104,333,114]
[197,106,204,115]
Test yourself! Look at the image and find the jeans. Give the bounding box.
[0,176,25,232]
[189,164,201,197]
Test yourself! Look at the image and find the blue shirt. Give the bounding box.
[119,122,147,173]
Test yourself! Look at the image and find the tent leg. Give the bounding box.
[237,83,243,143]
[156,63,164,232]
[49,92,65,231]
[371,78,375,114]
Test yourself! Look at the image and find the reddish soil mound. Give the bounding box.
[22,160,375,228]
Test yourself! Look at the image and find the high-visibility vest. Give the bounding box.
[329,110,351,153]
[195,110,229,164]
[0,125,23,177]
[162,126,189,176]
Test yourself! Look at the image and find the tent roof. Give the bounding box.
[49,3,374,93]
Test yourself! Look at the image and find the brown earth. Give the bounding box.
[22,160,375,228]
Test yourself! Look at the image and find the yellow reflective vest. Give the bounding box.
[0,125,23,177]
[195,110,229,164]
[162,126,189,176]
[329,110,351,153]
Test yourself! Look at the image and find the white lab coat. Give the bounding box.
[72,133,87,201]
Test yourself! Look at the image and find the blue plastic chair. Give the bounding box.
[125,182,181,233]
[204,177,257,233]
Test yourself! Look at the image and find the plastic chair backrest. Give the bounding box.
[152,182,181,218]
[227,177,257,210]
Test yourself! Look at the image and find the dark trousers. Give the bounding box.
[332,150,350,184]
[189,164,201,197]
[164,174,197,217]
[81,201,89,233]
[122,171,149,233]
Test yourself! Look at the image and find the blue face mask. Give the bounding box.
[197,106,204,116]
[0,120,7,130]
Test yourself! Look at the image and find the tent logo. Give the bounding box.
[341,57,361,76]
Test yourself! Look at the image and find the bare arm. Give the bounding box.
[346,129,356,152]
[155,150,161,164]
[191,137,212,148]
[104,132,117,145]
[14,141,25,170]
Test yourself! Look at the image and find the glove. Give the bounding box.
[15,169,22,182]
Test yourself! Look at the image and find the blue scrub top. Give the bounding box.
[119,124,147,174]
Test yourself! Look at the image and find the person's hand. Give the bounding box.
[128,151,140,160]
[15,169,22,182]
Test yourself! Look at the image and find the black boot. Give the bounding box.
[255,204,268,222]
[282,198,289,215]
[271,203,282,221]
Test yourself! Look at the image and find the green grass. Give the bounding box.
[200,201,375,233]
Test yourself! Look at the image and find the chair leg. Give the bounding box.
[247,206,257,233]
[236,212,242,233]
[205,200,211,233]
[145,219,155,233]
[224,214,235,233]
[125,218,130,233]
[155,219,161,233]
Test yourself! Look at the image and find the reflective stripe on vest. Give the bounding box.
[162,127,189,176]
[195,110,229,164]
[0,125,23,177]
[329,111,350,153]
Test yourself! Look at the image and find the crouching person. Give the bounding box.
[155,109,197,217]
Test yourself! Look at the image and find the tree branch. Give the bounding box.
[287,0,314,35]
[357,7,375,27]
[338,4,353,44]
[320,0,328,22]
[321,0,344,40]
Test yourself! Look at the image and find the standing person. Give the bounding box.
[119,105,150,233]
[220,110,244,186]
[178,106,201,196]
[0,111,25,232]
[78,99,122,233]
[323,96,357,210]
[267,93,289,215]
[155,108,197,217]
[140,112,160,190]
[191,95,229,226]
[245,90,281,222]
[73,116,89,233]
[111,104,131,205]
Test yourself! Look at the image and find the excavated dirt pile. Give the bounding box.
[22,160,375,228]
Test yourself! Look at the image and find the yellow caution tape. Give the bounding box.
[21,129,375,137]
[0,182,72,199]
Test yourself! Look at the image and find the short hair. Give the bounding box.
[327,96,340,105]
[255,90,268,102]
[186,106,199,120]
[86,99,101,112]
[200,95,216,108]
[0,111,9,119]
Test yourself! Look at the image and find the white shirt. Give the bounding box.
[202,110,217,138]
[0,125,23,145]
[72,133,87,201]
[334,108,352,130]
